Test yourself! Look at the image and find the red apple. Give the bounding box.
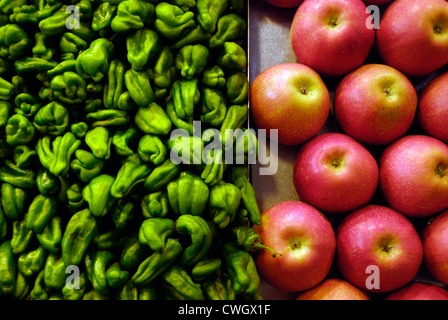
[254,201,336,292]
[385,282,448,300]
[336,205,423,293]
[376,0,448,77]
[249,63,330,146]
[379,135,448,218]
[422,210,448,285]
[295,278,370,300]
[290,0,375,77]
[293,133,379,214]
[264,0,303,8]
[333,64,418,146]
[418,71,448,144]
[361,0,393,5]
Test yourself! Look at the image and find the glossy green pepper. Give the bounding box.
[32,32,53,61]
[5,114,35,146]
[131,238,183,287]
[191,257,222,281]
[171,77,200,121]
[229,225,276,257]
[175,44,209,79]
[162,265,204,300]
[208,181,241,229]
[91,2,117,36]
[209,13,246,48]
[70,149,105,183]
[167,171,209,216]
[200,87,227,127]
[111,153,152,198]
[43,253,66,289]
[197,0,227,33]
[38,8,70,36]
[0,160,36,189]
[49,71,88,105]
[230,166,261,225]
[42,132,81,177]
[0,24,29,60]
[62,270,89,300]
[14,57,57,73]
[66,182,84,211]
[134,102,172,135]
[203,273,235,300]
[36,169,59,196]
[141,190,170,218]
[111,0,154,33]
[11,217,34,254]
[13,145,36,169]
[167,133,204,165]
[217,41,247,71]
[0,240,16,295]
[85,126,112,160]
[36,216,62,254]
[138,217,174,251]
[111,200,135,230]
[220,104,248,149]
[82,174,116,217]
[94,228,128,250]
[103,59,125,110]
[85,249,115,293]
[13,93,41,118]
[0,100,11,126]
[33,101,69,136]
[200,148,225,187]
[138,134,167,166]
[166,102,194,135]
[167,0,196,12]
[0,76,14,100]
[26,194,58,233]
[0,0,27,14]
[61,208,98,266]
[120,235,147,271]
[202,65,226,88]
[151,45,176,89]
[171,25,211,50]
[154,2,195,40]
[112,126,137,157]
[76,38,114,82]
[70,122,89,138]
[59,32,88,58]
[226,72,248,104]
[12,271,30,300]
[28,269,48,300]
[0,205,6,241]
[234,128,258,164]
[125,68,155,108]
[86,108,130,128]
[175,214,213,266]
[127,28,161,71]
[17,245,47,278]
[222,242,260,295]
[1,182,26,220]
[107,262,130,288]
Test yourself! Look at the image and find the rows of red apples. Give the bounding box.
[250,0,448,300]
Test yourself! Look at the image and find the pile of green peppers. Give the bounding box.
[0,0,272,300]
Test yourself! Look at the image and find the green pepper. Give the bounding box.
[151,45,176,89]
[92,2,117,36]
[141,190,170,218]
[175,44,209,79]
[83,290,109,300]
[75,38,114,82]
[127,28,162,71]
[62,270,89,300]
[200,87,227,127]
[202,65,226,88]
[220,104,248,149]
[0,160,35,189]
[28,269,48,300]
[124,68,155,108]
[162,265,204,300]
[32,32,52,60]
[154,2,195,40]
[14,57,57,74]
[208,181,242,229]
[0,76,14,100]
[234,128,258,164]
[47,132,81,177]
[43,253,66,289]
[230,166,261,225]
[17,245,47,278]
[229,225,276,257]
[111,153,152,198]
[107,262,130,288]
[111,0,154,33]
[94,228,128,250]
[120,235,147,271]
[191,257,222,281]
[0,100,11,126]
[86,108,130,127]
[175,214,213,266]
[0,205,7,241]
[111,200,135,230]
[61,208,98,266]
[13,93,41,118]
[171,78,200,121]
[0,24,29,60]
[131,238,183,287]
[70,149,105,183]
[0,240,16,295]
[203,273,235,300]
[5,114,35,146]
[59,32,88,57]
[222,242,260,295]
[166,102,193,135]
[134,102,172,135]
[226,72,248,104]
[82,174,116,217]
[103,59,125,110]
[209,13,246,48]
[113,126,137,157]
[167,133,204,165]
[167,0,196,12]
[12,271,30,300]
[13,146,36,170]
[0,0,27,14]
[217,41,247,71]
[137,134,167,165]
[35,169,59,196]
[197,0,227,33]
[11,217,34,254]
[85,249,115,293]
[1,182,26,220]
[167,171,209,216]
[50,71,88,105]
[70,122,89,138]
[33,101,69,136]
[38,8,70,36]
[26,194,58,233]
[138,217,174,251]
[171,25,211,50]
[36,216,62,254]
[85,126,112,160]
